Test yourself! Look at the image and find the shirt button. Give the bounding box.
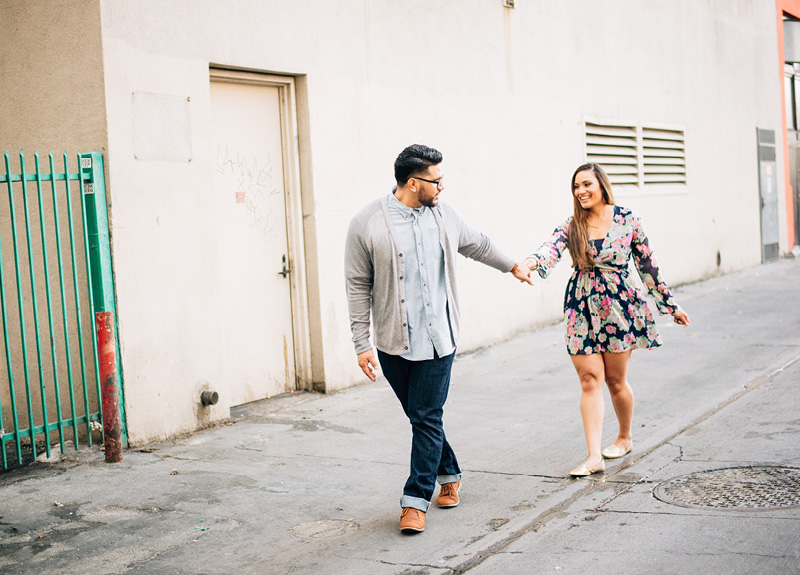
[401,299,405,303]
[403,323,407,327]
[399,253,403,257]
[399,276,404,280]
[404,346,408,350]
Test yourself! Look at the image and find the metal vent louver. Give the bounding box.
[584,119,687,189]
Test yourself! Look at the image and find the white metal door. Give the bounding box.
[210,79,296,405]
[757,128,779,262]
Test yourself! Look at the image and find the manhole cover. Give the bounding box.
[289,519,359,540]
[653,466,800,511]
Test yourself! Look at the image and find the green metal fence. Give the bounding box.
[0,151,125,470]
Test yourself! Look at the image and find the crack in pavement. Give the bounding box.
[591,442,684,509]
[378,559,451,570]
[327,551,452,572]
[158,455,205,462]
[646,550,799,559]
[230,451,411,467]
[216,450,574,481]
[462,468,569,481]
[502,547,799,560]
[593,508,800,520]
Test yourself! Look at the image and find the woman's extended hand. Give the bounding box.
[523,257,539,271]
[512,261,534,285]
[672,310,690,327]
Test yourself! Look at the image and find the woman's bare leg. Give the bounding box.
[570,353,606,468]
[602,350,633,450]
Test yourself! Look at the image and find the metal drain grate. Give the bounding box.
[653,466,800,511]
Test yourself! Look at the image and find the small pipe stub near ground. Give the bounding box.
[200,390,219,406]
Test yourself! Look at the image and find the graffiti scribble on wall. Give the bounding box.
[215,143,282,242]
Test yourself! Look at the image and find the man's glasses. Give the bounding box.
[414,176,444,189]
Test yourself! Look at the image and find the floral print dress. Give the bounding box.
[529,206,681,355]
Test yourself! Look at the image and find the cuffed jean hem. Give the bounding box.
[437,473,461,485]
[400,495,430,512]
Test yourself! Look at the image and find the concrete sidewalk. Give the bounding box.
[1,259,799,575]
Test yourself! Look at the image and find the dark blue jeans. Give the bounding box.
[377,349,461,512]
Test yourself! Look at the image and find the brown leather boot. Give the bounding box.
[400,507,426,533]
[436,480,461,508]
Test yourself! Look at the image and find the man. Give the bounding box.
[344,144,532,533]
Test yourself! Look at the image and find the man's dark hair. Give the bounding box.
[394,144,443,185]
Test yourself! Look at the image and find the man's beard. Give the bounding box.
[419,191,438,208]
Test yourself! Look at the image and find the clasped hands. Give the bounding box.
[511,258,538,286]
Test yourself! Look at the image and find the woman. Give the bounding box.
[523,163,690,477]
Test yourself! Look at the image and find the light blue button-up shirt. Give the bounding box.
[387,193,455,361]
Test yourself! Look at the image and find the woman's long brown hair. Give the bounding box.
[567,163,616,271]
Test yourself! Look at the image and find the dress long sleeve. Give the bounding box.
[529,217,571,279]
[630,216,680,315]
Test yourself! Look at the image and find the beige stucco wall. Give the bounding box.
[4,1,781,446]
[0,0,108,446]
[0,0,108,152]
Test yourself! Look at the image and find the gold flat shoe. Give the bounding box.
[601,440,633,459]
[569,459,605,477]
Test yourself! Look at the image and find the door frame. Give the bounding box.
[778,1,800,250]
[209,67,311,391]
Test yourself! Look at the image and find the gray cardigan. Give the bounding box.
[344,194,515,356]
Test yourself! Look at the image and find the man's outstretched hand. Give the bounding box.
[357,349,378,381]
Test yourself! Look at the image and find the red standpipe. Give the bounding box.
[96,312,122,463]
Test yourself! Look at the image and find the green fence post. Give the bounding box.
[50,152,79,451]
[3,152,26,465]
[35,152,65,454]
[80,153,126,460]
[19,152,45,459]
[65,153,93,448]
[0,158,12,468]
